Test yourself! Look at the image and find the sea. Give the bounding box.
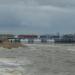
[0,43,75,75]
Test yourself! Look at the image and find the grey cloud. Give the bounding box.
[36,0,75,8]
[0,0,75,8]
[0,0,74,34]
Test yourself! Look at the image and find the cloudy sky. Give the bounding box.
[0,0,75,34]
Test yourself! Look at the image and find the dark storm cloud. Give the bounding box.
[0,0,75,34]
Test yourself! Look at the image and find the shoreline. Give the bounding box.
[0,42,26,49]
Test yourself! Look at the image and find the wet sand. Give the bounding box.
[0,44,75,75]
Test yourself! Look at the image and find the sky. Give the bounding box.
[0,0,75,34]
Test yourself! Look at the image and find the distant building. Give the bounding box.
[18,35,38,39]
[39,34,59,43]
[0,34,14,39]
[0,34,15,43]
[18,35,38,43]
[55,34,75,43]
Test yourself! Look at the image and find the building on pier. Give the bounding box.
[0,34,15,43]
[18,35,38,43]
[55,34,75,43]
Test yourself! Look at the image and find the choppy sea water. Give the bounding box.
[0,44,75,75]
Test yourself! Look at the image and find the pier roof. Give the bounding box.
[18,35,38,39]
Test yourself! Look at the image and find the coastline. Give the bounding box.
[0,41,26,49]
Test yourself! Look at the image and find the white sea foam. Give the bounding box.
[0,57,32,75]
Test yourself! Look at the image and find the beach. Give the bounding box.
[0,44,75,75]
